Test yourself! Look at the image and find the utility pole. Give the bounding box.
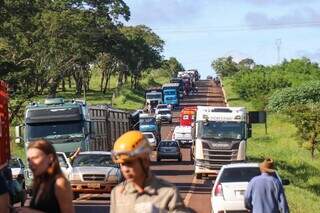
[275,38,282,64]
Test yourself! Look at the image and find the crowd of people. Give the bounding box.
[0,131,289,213]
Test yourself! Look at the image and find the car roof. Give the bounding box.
[142,132,155,136]
[221,162,259,169]
[79,151,111,155]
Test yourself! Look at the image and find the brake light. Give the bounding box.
[214,183,223,196]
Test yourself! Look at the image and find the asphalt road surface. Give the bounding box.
[73,80,226,213]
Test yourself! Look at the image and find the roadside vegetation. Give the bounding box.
[216,57,320,212]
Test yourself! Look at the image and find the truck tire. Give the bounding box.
[196,173,202,180]
[157,157,161,162]
[178,156,182,162]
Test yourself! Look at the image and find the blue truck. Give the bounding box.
[139,113,161,142]
[162,83,180,109]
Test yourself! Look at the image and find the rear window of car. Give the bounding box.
[219,167,261,183]
[159,141,178,147]
[157,105,167,109]
[144,134,153,139]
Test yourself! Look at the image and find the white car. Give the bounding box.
[155,109,172,123]
[143,132,157,148]
[172,126,193,147]
[9,157,25,179]
[155,104,171,114]
[211,163,286,213]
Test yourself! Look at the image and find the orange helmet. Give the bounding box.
[112,131,152,164]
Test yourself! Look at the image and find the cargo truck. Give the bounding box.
[192,106,252,179]
[145,87,163,113]
[162,83,180,109]
[139,113,161,142]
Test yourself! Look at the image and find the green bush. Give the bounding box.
[268,81,320,112]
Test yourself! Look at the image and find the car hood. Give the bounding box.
[72,166,119,176]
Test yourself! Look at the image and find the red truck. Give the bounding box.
[0,80,10,169]
[180,107,197,126]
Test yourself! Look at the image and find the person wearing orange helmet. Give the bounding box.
[110,130,192,213]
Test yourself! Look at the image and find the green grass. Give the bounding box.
[223,77,320,213]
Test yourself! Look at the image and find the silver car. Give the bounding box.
[156,109,172,124]
[69,151,122,199]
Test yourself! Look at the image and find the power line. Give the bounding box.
[151,21,320,33]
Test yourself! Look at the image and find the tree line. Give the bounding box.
[212,56,320,158]
[0,1,184,122]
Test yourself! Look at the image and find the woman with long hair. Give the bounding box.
[17,140,74,213]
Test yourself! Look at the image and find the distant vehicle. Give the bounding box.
[142,132,157,149]
[170,77,184,99]
[172,126,193,147]
[69,151,123,199]
[180,107,196,126]
[139,113,161,142]
[9,157,25,180]
[162,83,180,108]
[155,109,172,124]
[211,163,289,213]
[207,75,213,80]
[156,140,182,162]
[155,104,171,114]
[145,88,163,113]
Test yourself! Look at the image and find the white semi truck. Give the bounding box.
[193,106,252,179]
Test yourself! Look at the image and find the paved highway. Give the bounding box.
[73,80,226,213]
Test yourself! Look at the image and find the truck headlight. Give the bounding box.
[69,173,81,181]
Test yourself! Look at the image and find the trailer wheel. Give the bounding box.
[196,173,202,180]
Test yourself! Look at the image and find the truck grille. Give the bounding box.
[82,174,106,181]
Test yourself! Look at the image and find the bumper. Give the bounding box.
[70,180,117,194]
[211,197,247,213]
[157,152,181,159]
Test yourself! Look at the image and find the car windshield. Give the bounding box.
[199,121,245,140]
[73,154,116,167]
[219,167,261,183]
[26,121,83,141]
[159,141,178,147]
[158,110,171,115]
[140,117,156,125]
[9,159,21,168]
[144,134,154,139]
[157,105,167,109]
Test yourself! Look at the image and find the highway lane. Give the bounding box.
[73,80,225,213]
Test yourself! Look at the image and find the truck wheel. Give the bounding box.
[73,192,80,200]
[196,173,202,180]
[157,157,161,162]
[178,156,182,162]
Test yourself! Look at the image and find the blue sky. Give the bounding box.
[124,0,320,78]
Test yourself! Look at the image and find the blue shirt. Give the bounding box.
[244,173,289,213]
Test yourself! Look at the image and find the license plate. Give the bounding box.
[88,183,100,189]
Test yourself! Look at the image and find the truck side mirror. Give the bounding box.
[15,126,24,144]
[84,121,90,135]
[247,123,252,138]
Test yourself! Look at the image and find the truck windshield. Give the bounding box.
[73,154,116,167]
[199,121,245,140]
[164,90,176,95]
[26,121,83,141]
[140,117,156,125]
[146,94,162,99]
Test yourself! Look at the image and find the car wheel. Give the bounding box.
[196,173,202,180]
[73,192,80,200]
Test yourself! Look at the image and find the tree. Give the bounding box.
[211,56,239,77]
[161,57,184,76]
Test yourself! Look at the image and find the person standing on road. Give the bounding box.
[244,158,289,213]
[17,140,74,213]
[110,130,192,213]
[0,167,10,213]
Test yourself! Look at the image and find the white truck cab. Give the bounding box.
[193,106,252,179]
